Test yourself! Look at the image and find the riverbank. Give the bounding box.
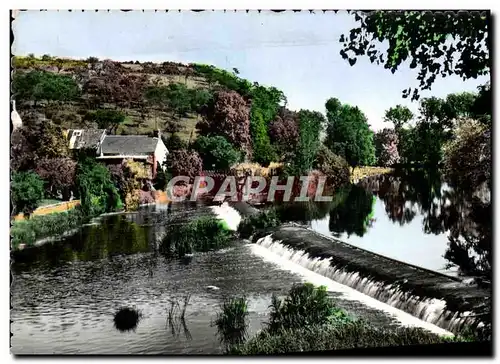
[350,166,393,183]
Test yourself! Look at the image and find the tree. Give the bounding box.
[249,85,285,165]
[340,11,490,100]
[313,145,351,190]
[165,149,203,180]
[35,157,77,200]
[374,128,400,166]
[193,135,241,170]
[443,119,490,190]
[289,110,325,175]
[197,90,252,159]
[11,171,45,215]
[162,134,187,152]
[324,98,376,168]
[76,158,121,217]
[384,105,414,129]
[84,109,126,134]
[12,70,80,106]
[269,107,300,161]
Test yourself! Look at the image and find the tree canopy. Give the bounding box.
[384,105,414,129]
[11,171,45,215]
[340,11,490,100]
[194,135,241,170]
[324,98,376,167]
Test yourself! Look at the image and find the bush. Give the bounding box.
[160,216,233,257]
[267,283,348,334]
[166,149,203,180]
[229,321,454,355]
[214,297,249,347]
[443,119,491,189]
[193,135,241,170]
[237,209,280,239]
[313,145,351,190]
[11,171,45,215]
[10,207,85,248]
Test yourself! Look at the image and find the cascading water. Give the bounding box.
[255,234,474,333]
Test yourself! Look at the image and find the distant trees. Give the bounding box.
[313,145,351,189]
[324,98,376,168]
[84,109,126,134]
[12,70,80,106]
[383,105,414,130]
[194,135,241,170]
[11,171,45,215]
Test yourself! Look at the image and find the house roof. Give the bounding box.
[68,129,106,149]
[100,135,158,155]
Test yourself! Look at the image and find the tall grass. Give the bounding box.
[160,216,234,257]
[10,208,85,249]
[228,321,456,355]
[214,297,249,347]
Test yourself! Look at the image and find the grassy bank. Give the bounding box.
[215,283,462,355]
[350,166,393,182]
[11,207,85,249]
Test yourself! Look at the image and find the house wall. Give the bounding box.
[154,138,169,171]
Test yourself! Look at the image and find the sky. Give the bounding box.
[11,10,490,131]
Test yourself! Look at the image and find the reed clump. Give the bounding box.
[214,297,249,347]
[160,216,234,257]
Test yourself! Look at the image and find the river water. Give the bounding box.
[10,170,490,354]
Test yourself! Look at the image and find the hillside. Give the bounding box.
[11,55,252,141]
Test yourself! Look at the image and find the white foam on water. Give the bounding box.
[249,237,454,337]
[209,202,242,231]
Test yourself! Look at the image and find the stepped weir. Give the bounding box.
[252,225,490,333]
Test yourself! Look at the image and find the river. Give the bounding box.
[10,169,491,354]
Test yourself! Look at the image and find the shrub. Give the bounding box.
[160,216,233,257]
[374,128,400,166]
[193,135,241,170]
[267,283,346,334]
[237,209,280,239]
[214,297,249,347]
[443,119,491,189]
[166,149,203,180]
[229,321,454,355]
[11,171,45,215]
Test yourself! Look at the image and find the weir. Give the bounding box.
[252,225,490,333]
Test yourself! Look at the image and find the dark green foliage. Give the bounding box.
[153,162,171,190]
[384,105,414,129]
[229,321,455,355]
[329,185,375,238]
[160,216,233,257]
[237,209,280,239]
[249,86,285,165]
[193,135,241,170]
[267,283,345,334]
[145,83,193,119]
[325,98,376,167]
[471,83,491,124]
[214,297,249,347]
[12,70,80,104]
[75,158,122,217]
[84,109,126,133]
[313,145,351,189]
[340,11,490,100]
[11,171,45,215]
[162,134,187,152]
[191,63,253,97]
[10,207,85,248]
[288,110,325,175]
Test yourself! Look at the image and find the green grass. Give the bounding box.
[237,209,281,239]
[228,321,456,355]
[37,199,64,207]
[214,297,249,347]
[10,208,85,249]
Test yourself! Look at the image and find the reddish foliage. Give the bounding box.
[139,190,155,204]
[197,90,251,158]
[35,157,77,198]
[269,108,300,159]
[166,149,203,180]
[374,128,400,166]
